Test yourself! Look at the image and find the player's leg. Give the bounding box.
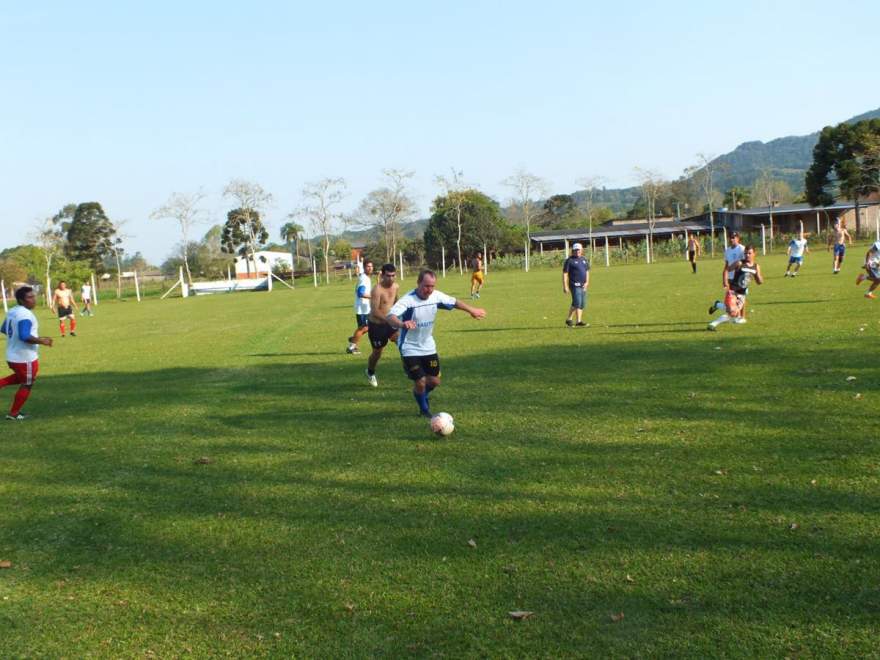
[348,315,368,354]
[402,357,431,416]
[0,362,23,389]
[6,361,36,419]
[866,274,880,298]
[423,355,440,405]
[575,288,587,326]
[58,310,66,337]
[365,325,383,386]
[69,313,77,336]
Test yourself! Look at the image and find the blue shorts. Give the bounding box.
[788,256,803,264]
[570,287,586,310]
[834,244,846,257]
[355,313,369,328]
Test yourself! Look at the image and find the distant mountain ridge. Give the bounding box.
[574,106,880,212]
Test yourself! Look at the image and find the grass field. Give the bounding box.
[2,252,879,657]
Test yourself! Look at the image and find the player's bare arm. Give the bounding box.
[454,300,486,319]
[563,271,570,293]
[754,264,764,285]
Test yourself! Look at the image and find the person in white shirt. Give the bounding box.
[708,232,746,319]
[0,286,53,420]
[387,269,485,418]
[855,241,880,299]
[81,281,94,316]
[347,260,374,355]
[784,234,809,277]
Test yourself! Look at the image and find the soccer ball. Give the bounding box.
[430,412,455,436]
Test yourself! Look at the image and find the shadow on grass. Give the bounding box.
[2,339,878,653]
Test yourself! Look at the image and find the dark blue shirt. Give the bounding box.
[563,256,590,287]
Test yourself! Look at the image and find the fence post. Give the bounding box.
[312,259,318,287]
[1,280,7,313]
[91,273,99,306]
[723,226,728,248]
[483,243,488,276]
[816,211,821,235]
[134,271,141,302]
[605,236,610,267]
[441,245,446,278]
[761,225,766,255]
[524,240,528,271]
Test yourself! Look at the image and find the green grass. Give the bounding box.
[2,254,879,657]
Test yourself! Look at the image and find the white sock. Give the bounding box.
[710,314,730,327]
[715,301,724,311]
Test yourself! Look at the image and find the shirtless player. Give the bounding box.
[52,281,79,337]
[364,263,400,387]
[829,219,853,274]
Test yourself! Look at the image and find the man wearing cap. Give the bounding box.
[562,243,590,327]
[708,231,746,321]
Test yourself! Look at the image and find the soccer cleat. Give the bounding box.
[784,272,789,277]
[70,332,76,337]
[474,292,480,299]
[706,323,717,331]
[576,322,589,327]
[5,413,27,421]
[365,369,378,387]
[856,273,867,285]
[418,410,432,418]
[866,292,876,299]
[732,317,747,324]
[833,269,840,274]
[709,301,720,315]
[565,319,574,327]
[346,346,361,355]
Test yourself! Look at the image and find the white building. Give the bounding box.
[234,251,293,279]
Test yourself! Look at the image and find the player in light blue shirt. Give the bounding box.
[855,241,880,299]
[784,235,809,277]
[347,260,374,355]
[387,269,485,418]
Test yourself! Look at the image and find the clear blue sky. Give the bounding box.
[2,0,878,263]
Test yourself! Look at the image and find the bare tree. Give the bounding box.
[502,169,549,271]
[635,168,665,263]
[753,170,793,250]
[352,169,417,262]
[108,220,130,299]
[685,153,720,256]
[222,179,273,274]
[300,178,346,284]
[576,176,605,259]
[31,216,66,307]
[435,168,470,274]
[151,190,206,285]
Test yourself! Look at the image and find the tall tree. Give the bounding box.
[151,190,206,285]
[502,169,549,272]
[434,169,470,274]
[424,190,509,268]
[576,176,604,258]
[279,219,305,271]
[352,169,417,262]
[805,118,880,236]
[65,202,117,270]
[635,168,665,263]
[221,208,269,275]
[31,215,66,306]
[685,154,720,256]
[300,178,346,284]
[222,179,273,274]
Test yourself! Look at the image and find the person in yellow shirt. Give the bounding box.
[470,252,484,299]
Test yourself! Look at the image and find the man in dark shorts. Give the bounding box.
[387,269,485,418]
[562,243,590,327]
[687,234,701,274]
[365,263,399,387]
[52,280,79,337]
[708,244,763,330]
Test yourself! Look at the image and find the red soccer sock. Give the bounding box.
[70,318,77,332]
[10,386,31,416]
[59,321,66,335]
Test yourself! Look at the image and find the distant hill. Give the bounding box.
[572,107,880,213]
[330,218,429,245]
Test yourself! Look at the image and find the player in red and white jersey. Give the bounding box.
[0,286,53,420]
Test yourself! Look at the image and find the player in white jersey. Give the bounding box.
[784,234,809,277]
[347,260,374,355]
[855,241,880,299]
[0,286,53,420]
[708,232,746,318]
[81,281,94,316]
[387,269,485,418]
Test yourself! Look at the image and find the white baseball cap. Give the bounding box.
[572,243,583,250]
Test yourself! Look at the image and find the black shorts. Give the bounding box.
[57,305,74,318]
[368,321,397,349]
[688,250,696,262]
[355,313,369,328]
[402,354,440,381]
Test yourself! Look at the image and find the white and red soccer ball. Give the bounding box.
[430,412,455,436]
